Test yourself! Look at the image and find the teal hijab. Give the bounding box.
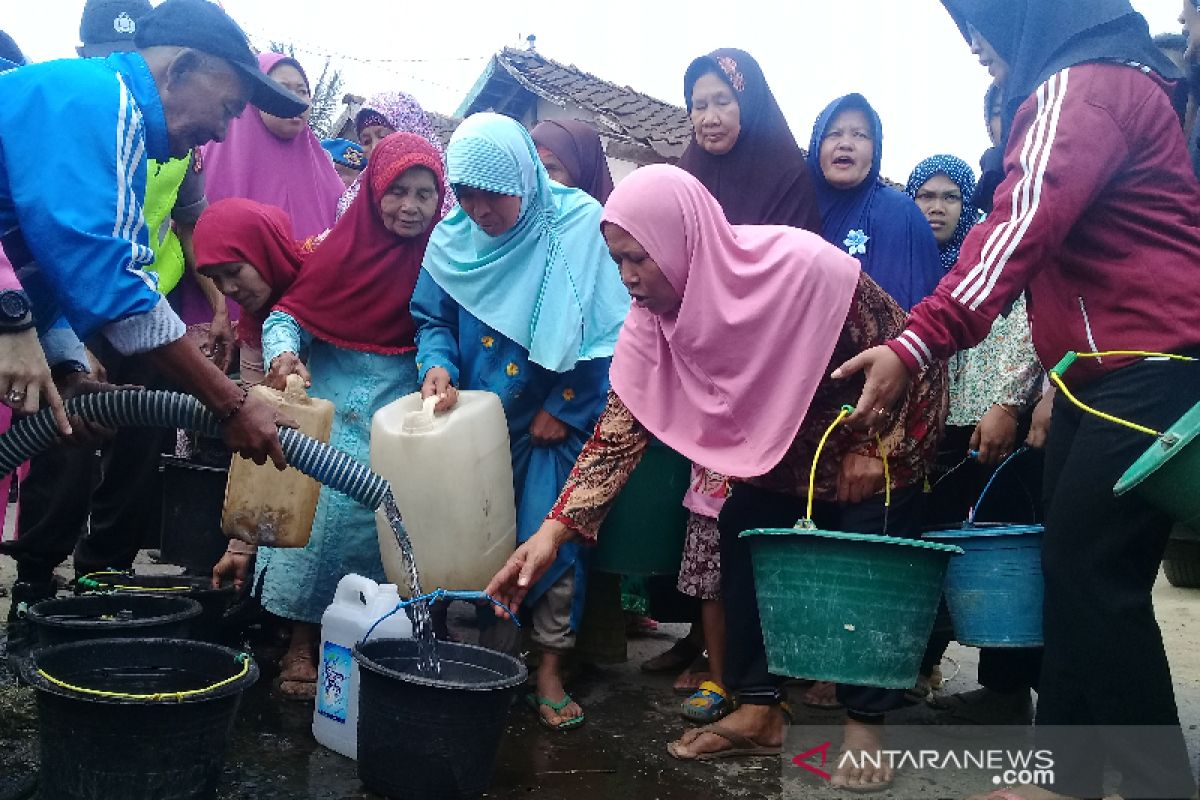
[422,113,629,372]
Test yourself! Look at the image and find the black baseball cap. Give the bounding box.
[79,0,152,58]
[134,0,308,119]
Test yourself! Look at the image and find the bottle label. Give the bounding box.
[317,641,352,724]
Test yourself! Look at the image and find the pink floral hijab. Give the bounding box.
[336,90,454,218]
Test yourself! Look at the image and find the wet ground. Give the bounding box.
[3,553,1200,799]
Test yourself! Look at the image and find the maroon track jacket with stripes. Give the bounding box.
[889,63,1200,386]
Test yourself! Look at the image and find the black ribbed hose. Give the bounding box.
[0,390,390,510]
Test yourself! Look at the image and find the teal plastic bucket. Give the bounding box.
[1115,401,1200,528]
[924,524,1044,647]
[741,526,961,688]
[593,443,690,576]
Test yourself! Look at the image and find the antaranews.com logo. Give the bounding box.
[792,740,1054,786]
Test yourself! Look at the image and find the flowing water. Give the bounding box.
[380,490,441,676]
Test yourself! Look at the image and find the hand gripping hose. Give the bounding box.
[0,390,390,510]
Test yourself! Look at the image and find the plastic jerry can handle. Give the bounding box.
[333,574,378,607]
[402,394,442,434]
[282,373,310,404]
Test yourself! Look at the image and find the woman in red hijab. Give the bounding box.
[197,132,448,700]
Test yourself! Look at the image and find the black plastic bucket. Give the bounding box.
[27,594,201,648]
[354,639,527,800]
[74,572,237,642]
[23,637,258,800]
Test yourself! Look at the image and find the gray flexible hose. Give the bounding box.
[0,390,390,510]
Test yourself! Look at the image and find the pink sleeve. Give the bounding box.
[0,247,22,292]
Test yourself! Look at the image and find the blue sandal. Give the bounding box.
[525,692,585,732]
[682,680,734,723]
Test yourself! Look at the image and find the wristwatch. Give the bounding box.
[0,290,33,333]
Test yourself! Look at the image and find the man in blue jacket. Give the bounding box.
[0,0,300,469]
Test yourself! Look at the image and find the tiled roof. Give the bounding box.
[427,112,463,148]
[459,48,693,159]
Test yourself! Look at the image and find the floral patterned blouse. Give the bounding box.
[549,273,948,540]
[946,293,1042,427]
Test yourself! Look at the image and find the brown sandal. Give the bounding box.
[667,723,782,761]
[275,650,317,701]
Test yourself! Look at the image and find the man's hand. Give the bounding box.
[220,393,293,469]
[56,372,120,447]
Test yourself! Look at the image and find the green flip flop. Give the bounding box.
[525,692,586,732]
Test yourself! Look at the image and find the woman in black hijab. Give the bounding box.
[679,48,822,231]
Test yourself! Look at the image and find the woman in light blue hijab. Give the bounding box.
[413,112,629,732]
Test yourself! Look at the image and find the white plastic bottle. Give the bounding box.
[313,573,412,760]
[371,391,517,592]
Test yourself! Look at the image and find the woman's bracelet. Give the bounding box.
[995,403,1020,421]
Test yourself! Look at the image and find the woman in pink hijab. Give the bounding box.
[183,53,345,381]
[486,166,946,789]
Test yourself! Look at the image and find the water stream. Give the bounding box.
[380,490,441,676]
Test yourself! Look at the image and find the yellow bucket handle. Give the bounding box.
[1049,351,1197,439]
[75,570,196,593]
[36,653,252,703]
[805,405,891,523]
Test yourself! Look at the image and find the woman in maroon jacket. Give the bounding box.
[837,2,1200,799]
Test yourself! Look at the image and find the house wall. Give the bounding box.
[535,99,641,185]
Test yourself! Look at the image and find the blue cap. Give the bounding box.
[321,138,366,171]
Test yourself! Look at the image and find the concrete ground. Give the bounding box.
[2,549,1199,798]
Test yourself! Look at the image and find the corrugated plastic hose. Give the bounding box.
[0,390,390,510]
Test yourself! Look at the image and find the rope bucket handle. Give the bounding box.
[1050,351,1197,438]
[74,570,196,594]
[802,404,892,528]
[361,589,521,644]
[36,653,252,703]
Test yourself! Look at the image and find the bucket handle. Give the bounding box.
[1050,350,1196,438]
[361,588,521,644]
[74,569,195,593]
[36,652,252,702]
[967,445,1032,526]
[804,405,891,528]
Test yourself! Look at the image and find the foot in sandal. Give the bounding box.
[830,718,893,793]
[530,650,584,731]
[667,704,785,760]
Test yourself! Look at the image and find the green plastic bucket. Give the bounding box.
[741,525,962,688]
[1114,401,1200,528]
[594,443,690,576]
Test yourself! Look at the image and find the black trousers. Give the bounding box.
[1036,356,1197,798]
[920,423,1044,692]
[718,481,923,719]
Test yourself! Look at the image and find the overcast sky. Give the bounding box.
[3,0,1185,180]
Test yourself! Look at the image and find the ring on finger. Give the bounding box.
[6,388,26,405]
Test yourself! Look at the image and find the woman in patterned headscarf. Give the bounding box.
[338,90,454,218]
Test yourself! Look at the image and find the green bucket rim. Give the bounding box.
[1114,400,1200,496]
[740,526,963,555]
